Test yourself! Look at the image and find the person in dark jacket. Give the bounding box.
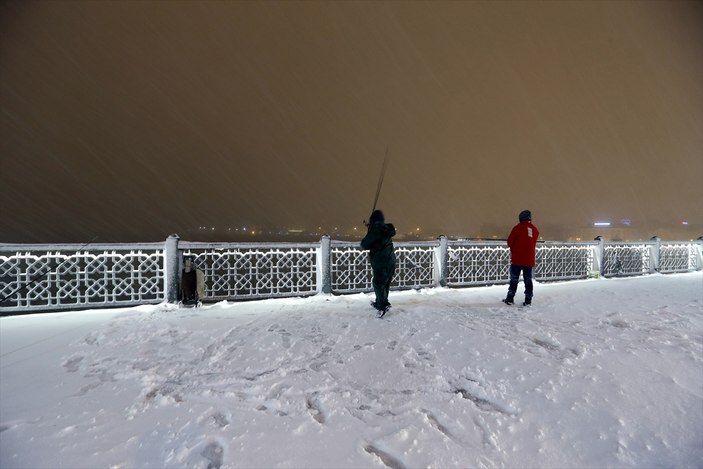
[504,210,540,306]
[361,209,396,314]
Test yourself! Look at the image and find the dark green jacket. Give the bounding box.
[361,222,396,267]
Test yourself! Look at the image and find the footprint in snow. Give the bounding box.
[208,412,230,429]
[200,440,224,469]
[276,329,292,348]
[306,394,325,424]
[531,337,581,360]
[364,444,406,469]
[63,356,84,373]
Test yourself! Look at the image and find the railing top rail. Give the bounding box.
[396,240,441,248]
[2,238,696,254]
[660,240,703,245]
[448,239,508,246]
[179,241,319,250]
[538,240,600,246]
[330,240,440,248]
[448,240,601,247]
[604,241,654,246]
[0,242,165,252]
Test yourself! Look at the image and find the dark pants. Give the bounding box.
[507,265,533,303]
[372,260,395,309]
[180,270,198,302]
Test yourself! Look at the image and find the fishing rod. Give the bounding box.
[371,146,389,214]
[364,147,390,227]
[0,236,98,307]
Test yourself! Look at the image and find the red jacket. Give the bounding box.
[507,221,540,266]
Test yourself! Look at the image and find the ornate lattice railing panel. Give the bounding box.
[181,243,318,300]
[602,243,650,277]
[394,244,437,289]
[659,243,699,273]
[446,242,511,286]
[2,237,699,314]
[0,244,165,313]
[535,243,595,280]
[330,244,372,293]
[330,241,438,293]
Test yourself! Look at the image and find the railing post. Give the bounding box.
[164,234,180,303]
[649,236,661,273]
[435,235,448,287]
[593,236,605,276]
[696,237,703,271]
[318,235,332,294]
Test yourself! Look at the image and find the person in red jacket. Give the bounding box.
[503,210,540,306]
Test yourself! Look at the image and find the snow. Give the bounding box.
[1,273,702,469]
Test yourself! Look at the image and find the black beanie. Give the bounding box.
[369,210,385,224]
[519,210,532,222]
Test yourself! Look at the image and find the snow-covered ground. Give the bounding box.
[1,273,702,469]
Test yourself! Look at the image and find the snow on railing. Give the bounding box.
[657,241,701,273]
[180,240,319,301]
[602,242,651,277]
[1,235,701,314]
[330,240,439,293]
[0,242,165,313]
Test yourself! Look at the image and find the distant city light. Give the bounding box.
[621,219,631,226]
[681,220,689,225]
[594,222,611,227]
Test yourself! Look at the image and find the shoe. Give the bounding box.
[502,298,514,305]
[522,302,531,307]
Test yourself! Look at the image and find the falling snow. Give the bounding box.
[1,1,702,243]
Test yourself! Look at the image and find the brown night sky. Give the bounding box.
[1,1,701,243]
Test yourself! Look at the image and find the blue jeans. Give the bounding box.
[507,265,533,302]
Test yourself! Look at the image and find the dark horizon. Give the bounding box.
[3,220,699,245]
[2,1,702,244]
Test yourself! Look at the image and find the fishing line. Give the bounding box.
[371,146,390,214]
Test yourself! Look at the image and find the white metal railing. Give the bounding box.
[602,242,651,277]
[1,235,701,314]
[447,241,511,286]
[536,242,597,281]
[330,240,438,293]
[180,241,318,300]
[0,242,165,313]
[658,241,701,273]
